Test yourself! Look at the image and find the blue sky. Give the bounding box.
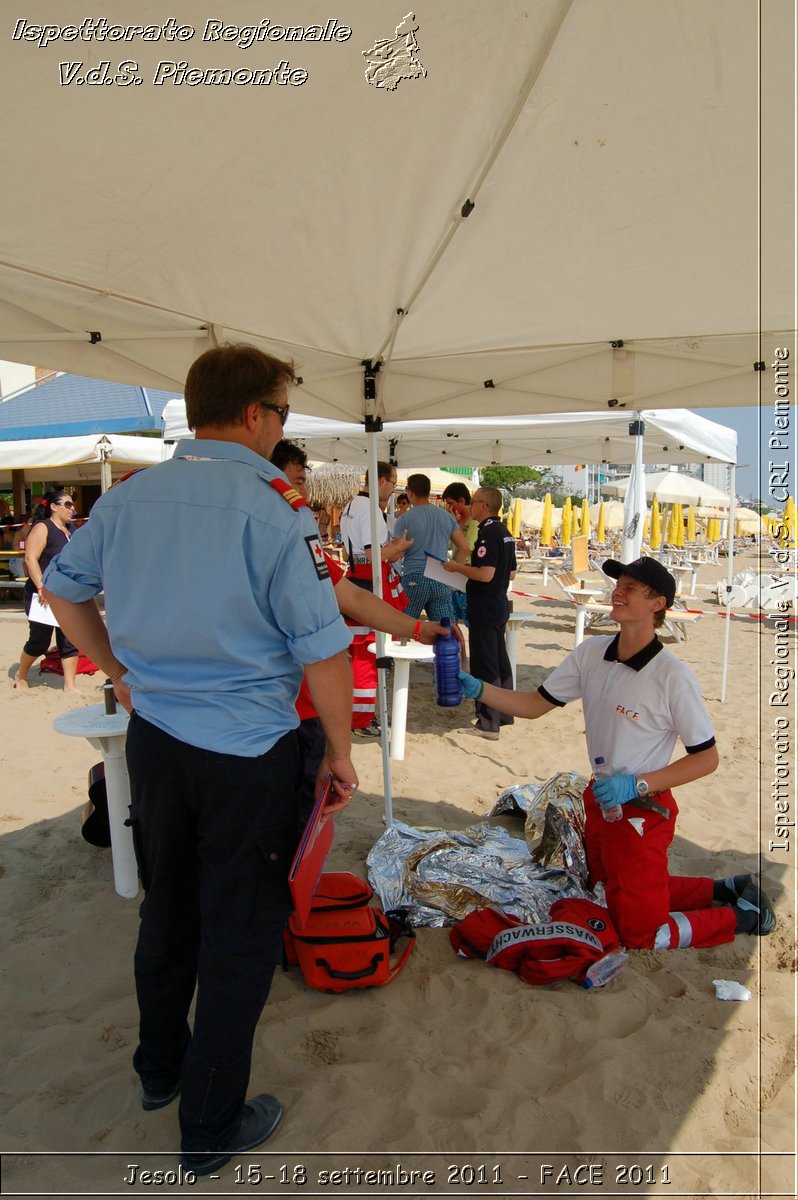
[693,406,792,507]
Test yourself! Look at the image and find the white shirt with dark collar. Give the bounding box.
[539,633,715,778]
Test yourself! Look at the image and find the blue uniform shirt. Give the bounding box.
[43,439,352,757]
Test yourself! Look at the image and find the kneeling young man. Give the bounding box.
[459,557,776,950]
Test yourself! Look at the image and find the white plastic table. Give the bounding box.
[505,612,536,688]
[53,703,138,899]
[378,638,435,762]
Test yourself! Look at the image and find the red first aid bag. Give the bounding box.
[284,871,414,993]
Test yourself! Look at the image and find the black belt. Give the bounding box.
[634,793,670,819]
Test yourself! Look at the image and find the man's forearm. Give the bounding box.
[335,577,430,640]
[447,561,495,582]
[480,681,556,720]
[42,594,126,679]
[643,746,719,794]
[305,653,354,757]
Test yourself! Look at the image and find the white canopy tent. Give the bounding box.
[164,402,737,470]
[0,433,166,490]
[1,0,791,818]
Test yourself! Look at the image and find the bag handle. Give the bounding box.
[381,911,415,986]
[315,953,383,982]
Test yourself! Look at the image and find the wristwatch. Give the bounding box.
[636,778,650,797]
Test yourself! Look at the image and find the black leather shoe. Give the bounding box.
[734,879,777,935]
[353,722,382,739]
[181,1094,283,1176]
[141,1080,180,1111]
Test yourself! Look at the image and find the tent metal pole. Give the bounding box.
[364,408,393,827]
[622,416,645,562]
[720,464,736,703]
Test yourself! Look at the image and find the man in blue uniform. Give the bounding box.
[43,344,357,1175]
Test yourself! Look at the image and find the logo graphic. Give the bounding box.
[306,535,330,580]
[587,917,606,932]
[623,513,640,539]
[362,12,426,90]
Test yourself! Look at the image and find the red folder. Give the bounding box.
[288,773,334,929]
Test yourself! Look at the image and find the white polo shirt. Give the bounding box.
[340,493,388,559]
[539,634,715,778]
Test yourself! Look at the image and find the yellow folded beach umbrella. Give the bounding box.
[686,504,696,543]
[580,497,590,537]
[561,497,572,547]
[673,503,685,547]
[510,498,522,539]
[539,493,553,547]
[596,502,606,544]
[643,511,650,542]
[649,497,661,550]
[664,504,674,544]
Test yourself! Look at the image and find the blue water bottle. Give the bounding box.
[433,617,462,707]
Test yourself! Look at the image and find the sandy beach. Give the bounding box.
[1,548,794,1199]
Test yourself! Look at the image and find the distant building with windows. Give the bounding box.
[701,462,733,496]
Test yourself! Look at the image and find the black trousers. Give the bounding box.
[23,583,78,659]
[125,713,301,1153]
[296,716,326,825]
[467,621,514,734]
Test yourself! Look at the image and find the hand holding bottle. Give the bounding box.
[457,670,483,700]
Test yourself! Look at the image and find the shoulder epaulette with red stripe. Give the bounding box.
[269,477,309,510]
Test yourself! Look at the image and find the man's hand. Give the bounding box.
[592,774,638,809]
[458,670,484,700]
[416,620,449,644]
[318,752,359,815]
[111,676,133,714]
[383,531,413,562]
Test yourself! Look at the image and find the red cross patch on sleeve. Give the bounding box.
[306,534,330,580]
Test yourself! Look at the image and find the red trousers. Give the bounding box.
[348,627,378,729]
[346,562,407,730]
[583,784,736,950]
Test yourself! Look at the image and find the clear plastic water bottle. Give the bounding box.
[433,617,462,707]
[594,755,622,823]
[582,950,629,989]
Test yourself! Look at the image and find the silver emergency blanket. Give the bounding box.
[366,818,593,928]
[493,771,589,879]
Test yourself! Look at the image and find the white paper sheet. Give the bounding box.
[28,593,59,627]
[423,552,467,592]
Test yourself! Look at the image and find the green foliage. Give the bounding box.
[479,466,540,492]
[479,465,578,507]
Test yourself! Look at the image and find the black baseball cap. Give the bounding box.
[602,557,676,608]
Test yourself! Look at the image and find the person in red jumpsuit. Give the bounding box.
[458,557,776,949]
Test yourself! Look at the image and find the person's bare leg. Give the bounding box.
[15,651,37,688]
[62,656,80,693]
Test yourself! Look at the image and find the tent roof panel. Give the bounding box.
[0,1,791,414]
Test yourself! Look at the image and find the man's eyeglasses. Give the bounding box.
[260,401,290,427]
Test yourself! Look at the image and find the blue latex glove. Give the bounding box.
[592,774,638,809]
[458,670,483,700]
